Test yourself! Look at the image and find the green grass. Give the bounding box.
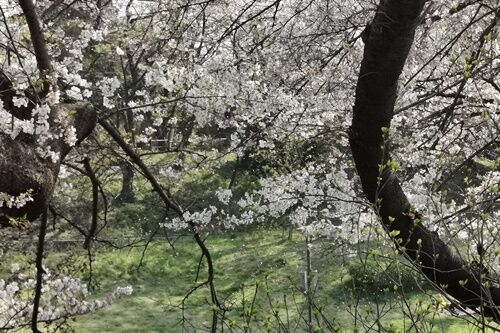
[73,231,305,332]
[3,229,499,332]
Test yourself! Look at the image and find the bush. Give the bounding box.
[348,257,423,292]
[113,198,163,233]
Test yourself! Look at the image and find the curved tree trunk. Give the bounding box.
[349,0,500,321]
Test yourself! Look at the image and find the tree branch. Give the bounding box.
[99,119,222,330]
[31,207,48,333]
[83,158,99,249]
[19,0,52,74]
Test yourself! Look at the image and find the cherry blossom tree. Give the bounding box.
[0,0,499,331]
[0,0,96,226]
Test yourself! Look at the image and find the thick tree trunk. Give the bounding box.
[0,103,96,226]
[349,0,500,320]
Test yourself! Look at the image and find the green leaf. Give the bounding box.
[389,229,400,238]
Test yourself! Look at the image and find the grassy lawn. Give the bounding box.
[3,229,498,332]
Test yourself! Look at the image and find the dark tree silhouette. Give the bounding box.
[349,0,500,321]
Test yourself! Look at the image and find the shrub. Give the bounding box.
[348,257,424,293]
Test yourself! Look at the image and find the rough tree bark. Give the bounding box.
[349,0,500,321]
[0,0,96,226]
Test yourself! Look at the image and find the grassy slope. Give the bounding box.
[2,229,496,332]
[64,230,495,333]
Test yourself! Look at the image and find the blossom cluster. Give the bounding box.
[0,266,132,330]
